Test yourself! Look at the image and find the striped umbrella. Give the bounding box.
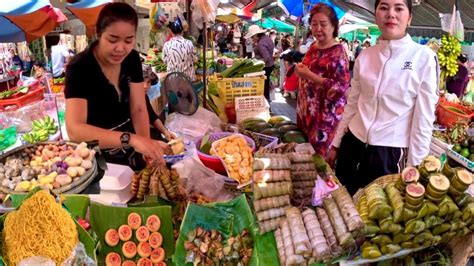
[0,0,67,43]
[66,0,111,37]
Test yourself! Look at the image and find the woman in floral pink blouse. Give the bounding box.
[295,3,350,156]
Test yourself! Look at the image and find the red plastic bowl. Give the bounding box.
[195,132,255,175]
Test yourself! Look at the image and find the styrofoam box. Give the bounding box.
[93,163,134,205]
[100,163,134,191]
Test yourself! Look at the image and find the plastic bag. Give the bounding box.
[172,156,234,201]
[191,0,219,29]
[311,176,340,206]
[61,243,96,266]
[17,243,95,266]
[439,5,464,41]
[18,256,55,266]
[165,107,222,143]
[3,100,47,133]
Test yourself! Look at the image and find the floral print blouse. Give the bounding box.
[296,43,350,156]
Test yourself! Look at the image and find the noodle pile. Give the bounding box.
[3,190,79,265]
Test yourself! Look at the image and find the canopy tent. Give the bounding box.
[278,0,303,20]
[0,0,67,43]
[256,17,295,33]
[66,0,110,37]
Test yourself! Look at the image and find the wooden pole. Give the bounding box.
[202,21,207,108]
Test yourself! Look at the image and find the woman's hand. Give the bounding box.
[295,63,310,79]
[164,130,177,141]
[130,134,169,165]
[326,146,339,169]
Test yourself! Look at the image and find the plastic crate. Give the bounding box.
[235,96,270,123]
[209,74,265,104]
[0,85,45,111]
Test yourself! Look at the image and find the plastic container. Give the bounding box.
[209,74,265,104]
[97,163,134,204]
[436,99,474,128]
[0,85,45,111]
[195,132,255,174]
[235,95,270,123]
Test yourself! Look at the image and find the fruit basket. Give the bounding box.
[436,100,474,128]
[0,141,98,194]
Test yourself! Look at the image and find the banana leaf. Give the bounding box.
[89,202,174,264]
[10,194,90,219]
[173,194,279,265]
[0,189,96,263]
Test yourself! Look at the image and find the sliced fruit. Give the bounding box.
[149,232,163,249]
[105,229,120,247]
[128,212,142,229]
[423,156,442,173]
[118,224,133,241]
[428,174,450,192]
[122,241,137,259]
[136,226,150,242]
[406,183,425,198]
[155,262,167,266]
[137,241,152,258]
[105,252,121,266]
[122,261,136,266]
[150,247,166,263]
[146,215,161,232]
[456,169,473,186]
[136,258,153,266]
[402,167,420,183]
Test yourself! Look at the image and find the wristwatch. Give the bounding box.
[120,132,131,149]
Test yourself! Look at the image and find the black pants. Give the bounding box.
[263,66,274,103]
[335,131,408,195]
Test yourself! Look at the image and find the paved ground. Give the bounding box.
[270,89,297,122]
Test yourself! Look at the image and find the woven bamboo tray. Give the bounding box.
[0,141,98,194]
[352,173,401,205]
[449,232,474,266]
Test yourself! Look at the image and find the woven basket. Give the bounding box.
[0,141,98,194]
[352,174,401,205]
[449,232,474,266]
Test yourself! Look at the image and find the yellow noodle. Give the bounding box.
[3,190,79,265]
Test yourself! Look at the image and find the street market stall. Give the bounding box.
[1,0,474,266]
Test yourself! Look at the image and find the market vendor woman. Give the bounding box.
[65,3,168,168]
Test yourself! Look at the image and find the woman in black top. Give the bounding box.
[65,3,167,166]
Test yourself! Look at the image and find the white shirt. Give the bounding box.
[163,36,196,81]
[332,34,439,166]
[51,44,70,77]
